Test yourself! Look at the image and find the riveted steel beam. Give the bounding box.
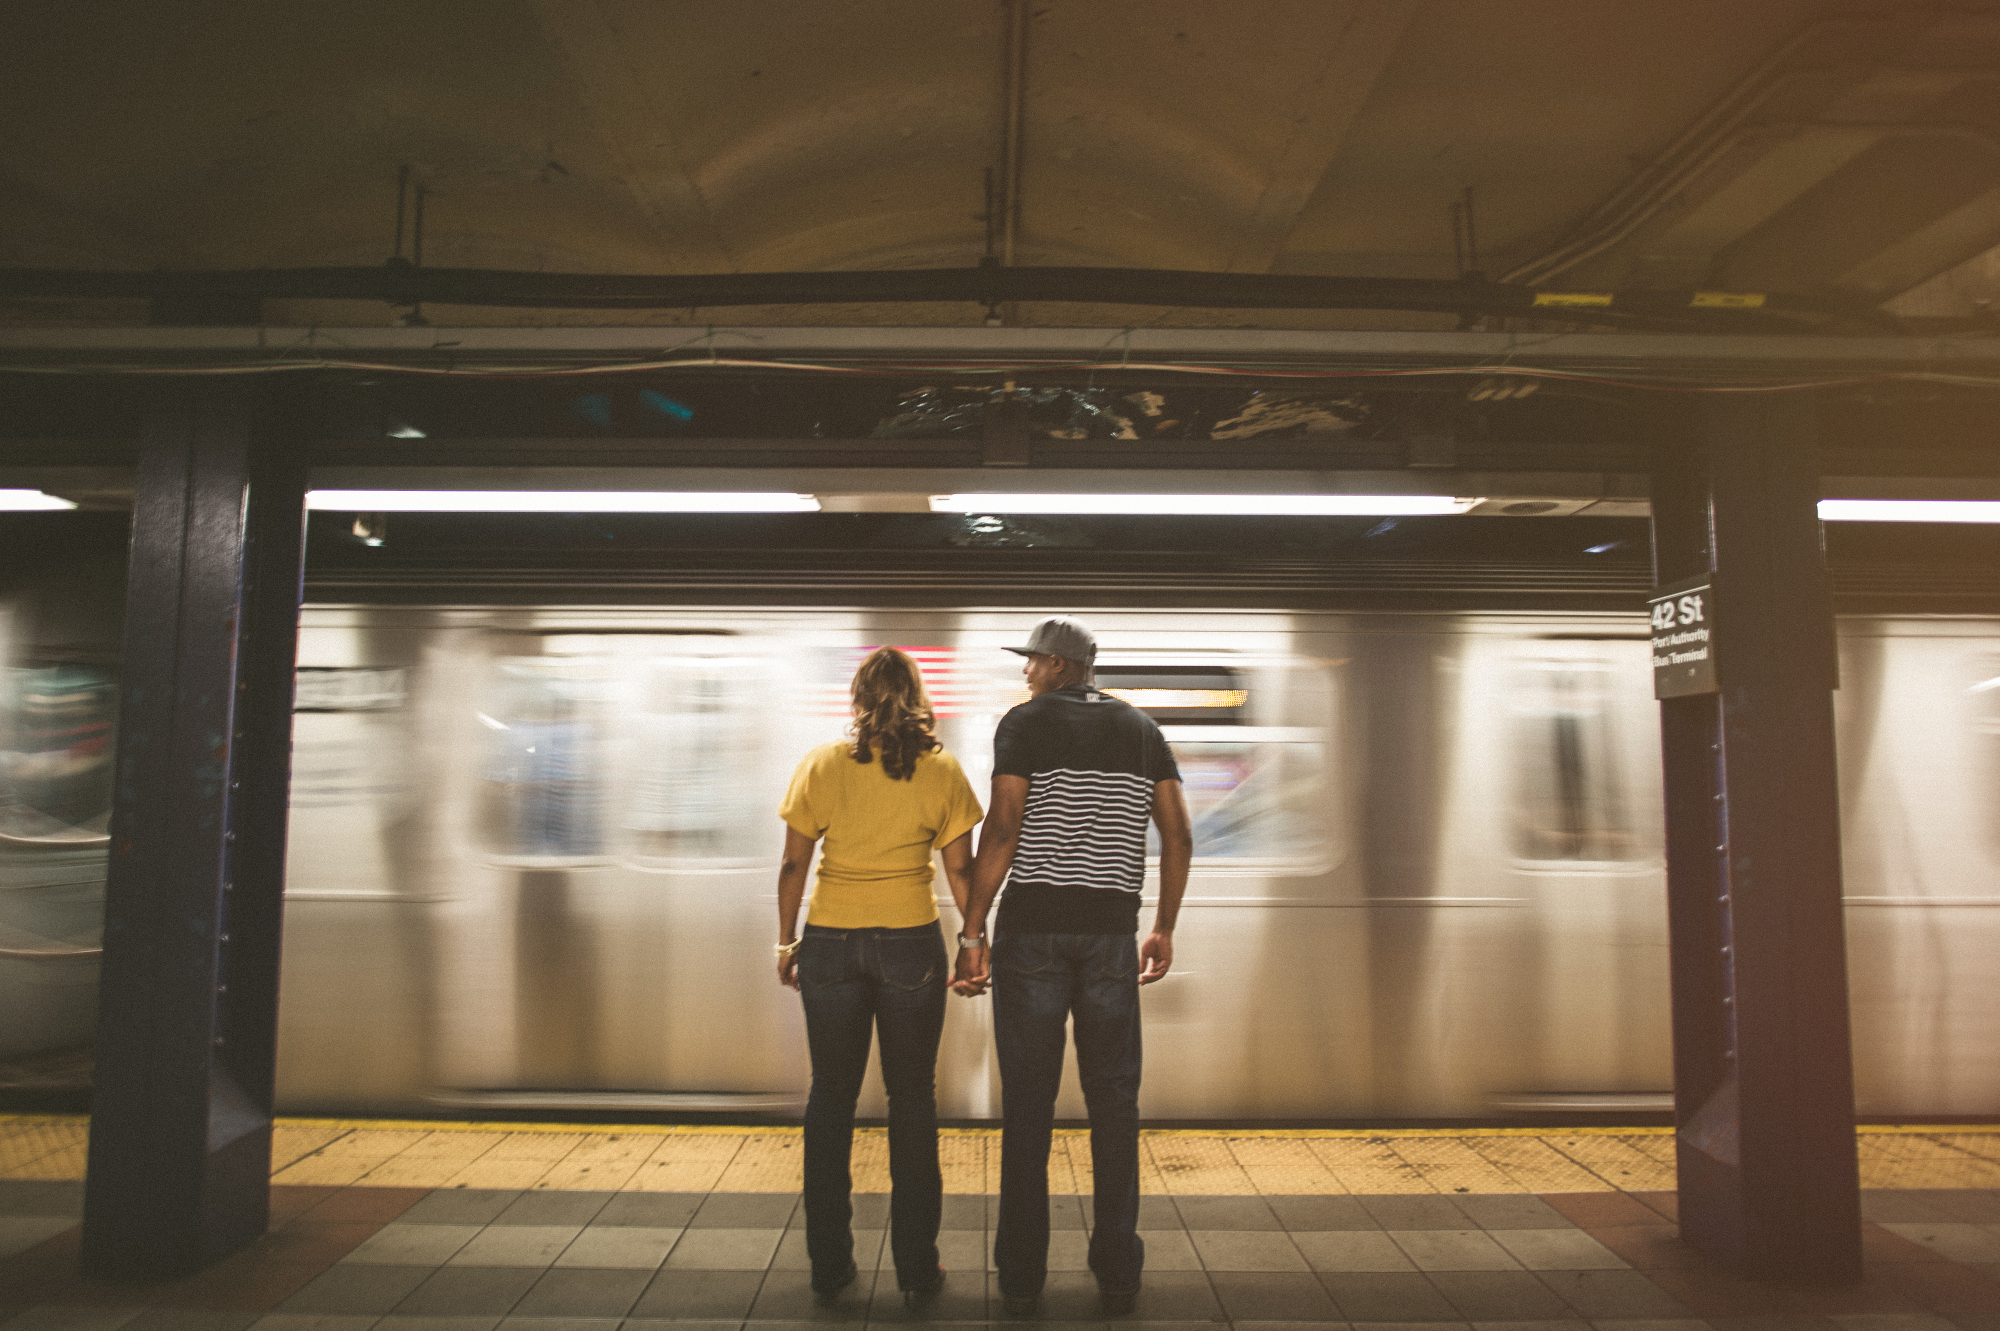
[79,384,307,1278]
[1650,393,1862,1283]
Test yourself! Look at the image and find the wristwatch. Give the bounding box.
[956,934,988,949]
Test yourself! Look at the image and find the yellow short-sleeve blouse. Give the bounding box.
[778,741,984,928]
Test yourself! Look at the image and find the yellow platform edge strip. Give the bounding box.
[4,1113,1997,1137]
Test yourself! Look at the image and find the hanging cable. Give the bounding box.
[6,353,2000,396]
[393,165,410,263]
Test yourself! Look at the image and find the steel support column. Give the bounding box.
[1650,394,1861,1282]
[81,385,307,1278]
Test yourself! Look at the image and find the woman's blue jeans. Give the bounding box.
[797,921,948,1290]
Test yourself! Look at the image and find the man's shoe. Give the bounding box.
[1095,1234,1143,1314]
[810,1260,858,1305]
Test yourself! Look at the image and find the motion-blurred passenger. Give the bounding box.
[774,646,984,1305]
[953,616,1192,1314]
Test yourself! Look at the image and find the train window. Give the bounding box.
[1975,657,2000,866]
[0,663,116,843]
[1098,662,1336,873]
[289,668,412,823]
[620,647,773,868]
[1099,666,1248,725]
[476,654,619,864]
[1161,736,1330,864]
[295,666,407,712]
[1508,657,1639,865]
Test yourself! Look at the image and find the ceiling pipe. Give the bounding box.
[1501,14,1947,286]
[1504,102,2000,287]
[1000,0,1029,269]
[0,264,1901,331]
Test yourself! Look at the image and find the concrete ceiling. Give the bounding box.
[5,0,2000,328]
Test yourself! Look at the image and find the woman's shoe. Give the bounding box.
[999,1288,1040,1317]
[811,1260,858,1305]
[900,1264,947,1308]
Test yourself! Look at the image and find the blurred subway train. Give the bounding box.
[3,523,1998,1122]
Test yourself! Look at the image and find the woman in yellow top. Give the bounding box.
[775,647,983,1306]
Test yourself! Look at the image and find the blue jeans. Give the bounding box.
[992,931,1143,1296]
[797,921,948,1289]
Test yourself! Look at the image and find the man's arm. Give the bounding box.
[775,824,817,989]
[1139,778,1191,984]
[953,774,1027,994]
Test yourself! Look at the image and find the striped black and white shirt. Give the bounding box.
[993,683,1181,934]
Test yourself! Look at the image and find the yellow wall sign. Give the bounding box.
[1531,291,1614,308]
[1691,291,1767,309]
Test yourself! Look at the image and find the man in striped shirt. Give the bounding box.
[953,616,1192,1314]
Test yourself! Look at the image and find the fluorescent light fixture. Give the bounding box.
[929,493,1480,516]
[0,489,78,511]
[1818,499,2000,523]
[306,490,820,513]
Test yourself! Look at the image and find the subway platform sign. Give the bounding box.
[1650,576,1717,698]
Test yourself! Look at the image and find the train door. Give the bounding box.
[0,653,114,1077]
[822,621,1358,1122]
[428,628,801,1112]
[1498,639,1669,1107]
[1834,622,2000,1117]
[1090,648,1360,1119]
[795,631,1017,1123]
[278,641,434,1109]
[0,560,123,1095]
[1424,625,1668,1115]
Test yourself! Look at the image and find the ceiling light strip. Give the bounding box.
[928,493,1480,516]
[1817,499,2000,523]
[305,490,820,513]
[0,489,78,511]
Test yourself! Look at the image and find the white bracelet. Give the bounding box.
[775,939,801,957]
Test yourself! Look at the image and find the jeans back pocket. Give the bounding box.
[998,933,1059,977]
[798,934,858,989]
[1089,935,1140,982]
[874,933,943,992]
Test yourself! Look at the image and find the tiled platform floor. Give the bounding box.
[0,1120,1996,1331]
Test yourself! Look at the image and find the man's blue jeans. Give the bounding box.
[992,931,1143,1296]
[797,922,948,1290]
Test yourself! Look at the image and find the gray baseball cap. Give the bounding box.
[1005,615,1098,665]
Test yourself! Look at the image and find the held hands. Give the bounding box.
[1138,929,1173,984]
[951,944,990,997]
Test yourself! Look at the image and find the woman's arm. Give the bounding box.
[775,824,817,989]
[938,830,974,921]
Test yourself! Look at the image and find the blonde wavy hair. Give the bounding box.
[849,646,939,781]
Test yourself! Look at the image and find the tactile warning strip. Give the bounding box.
[4,1116,1998,1194]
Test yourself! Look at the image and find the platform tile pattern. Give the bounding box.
[9,1119,2000,1197]
[2,1177,2000,1331]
